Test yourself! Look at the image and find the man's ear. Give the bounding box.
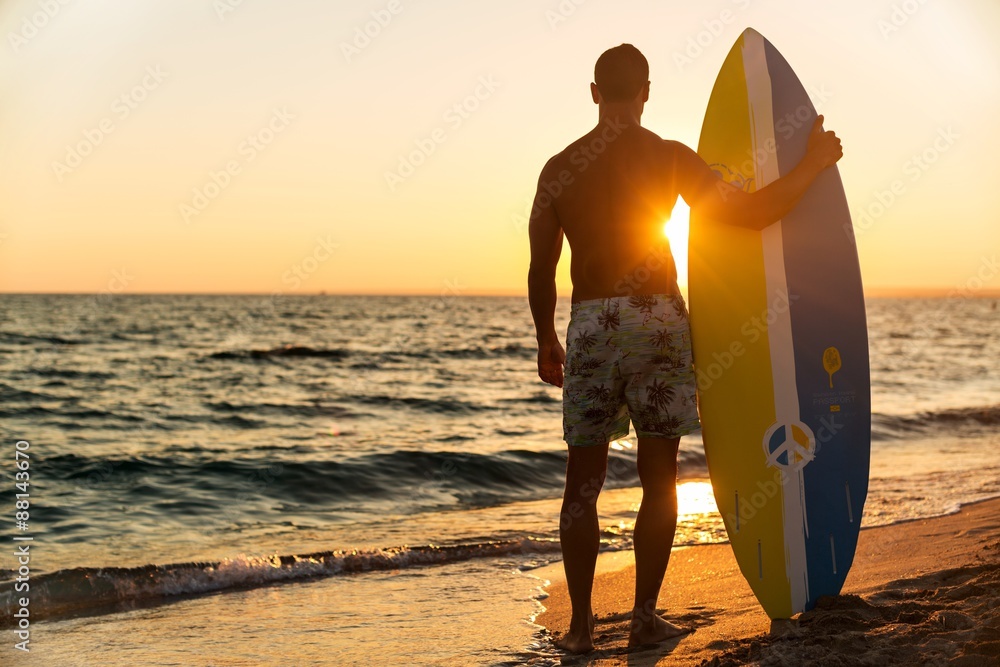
[642,81,650,103]
[591,82,601,104]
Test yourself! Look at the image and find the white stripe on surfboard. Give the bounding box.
[741,30,810,614]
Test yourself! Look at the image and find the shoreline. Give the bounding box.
[535,496,1000,666]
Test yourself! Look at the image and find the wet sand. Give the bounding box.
[536,497,1000,666]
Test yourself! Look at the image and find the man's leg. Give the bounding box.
[555,440,609,653]
[629,435,692,646]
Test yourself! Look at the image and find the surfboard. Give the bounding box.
[688,28,871,620]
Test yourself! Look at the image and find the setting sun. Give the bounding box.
[677,481,719,519]
[664,200,692,290]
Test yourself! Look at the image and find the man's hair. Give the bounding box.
[594,44,649,102]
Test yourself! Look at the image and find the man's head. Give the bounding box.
[592,44,649,104]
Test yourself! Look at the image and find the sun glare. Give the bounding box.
[676,481,718,518]
[663,200,690,289]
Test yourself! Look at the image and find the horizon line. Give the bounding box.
[1,288,999,299]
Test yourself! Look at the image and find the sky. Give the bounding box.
[1,0,998,296]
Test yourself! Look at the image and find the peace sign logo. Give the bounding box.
[762,420,816,472]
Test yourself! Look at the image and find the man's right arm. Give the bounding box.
[671,116,843,231]
[528,157,566,388]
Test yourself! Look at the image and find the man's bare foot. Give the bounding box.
[627,612,693,648]
[555,612,595,654]
[554,629,594,654]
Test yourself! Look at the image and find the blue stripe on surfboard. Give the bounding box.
[764,39,872,610]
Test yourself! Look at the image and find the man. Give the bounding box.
[527,44,843,653]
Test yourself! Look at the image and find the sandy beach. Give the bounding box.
[536,497,1000,666]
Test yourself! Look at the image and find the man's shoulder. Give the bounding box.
[660,138,695,156]
[542,127,668,161]
[624,128,697,161]
[535,128,698,178]
[537,139,586,179]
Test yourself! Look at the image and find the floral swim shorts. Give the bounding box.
[563,293,701,447]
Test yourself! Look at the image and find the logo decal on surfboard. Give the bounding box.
[707,163,754,192]
[823,347,842,389]
[762,421,816,472]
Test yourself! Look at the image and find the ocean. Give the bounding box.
[1,294,999,666]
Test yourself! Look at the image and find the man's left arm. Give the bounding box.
[673,116,842,230]
[527,161,566,388]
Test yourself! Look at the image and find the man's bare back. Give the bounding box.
[534,119,696,303]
